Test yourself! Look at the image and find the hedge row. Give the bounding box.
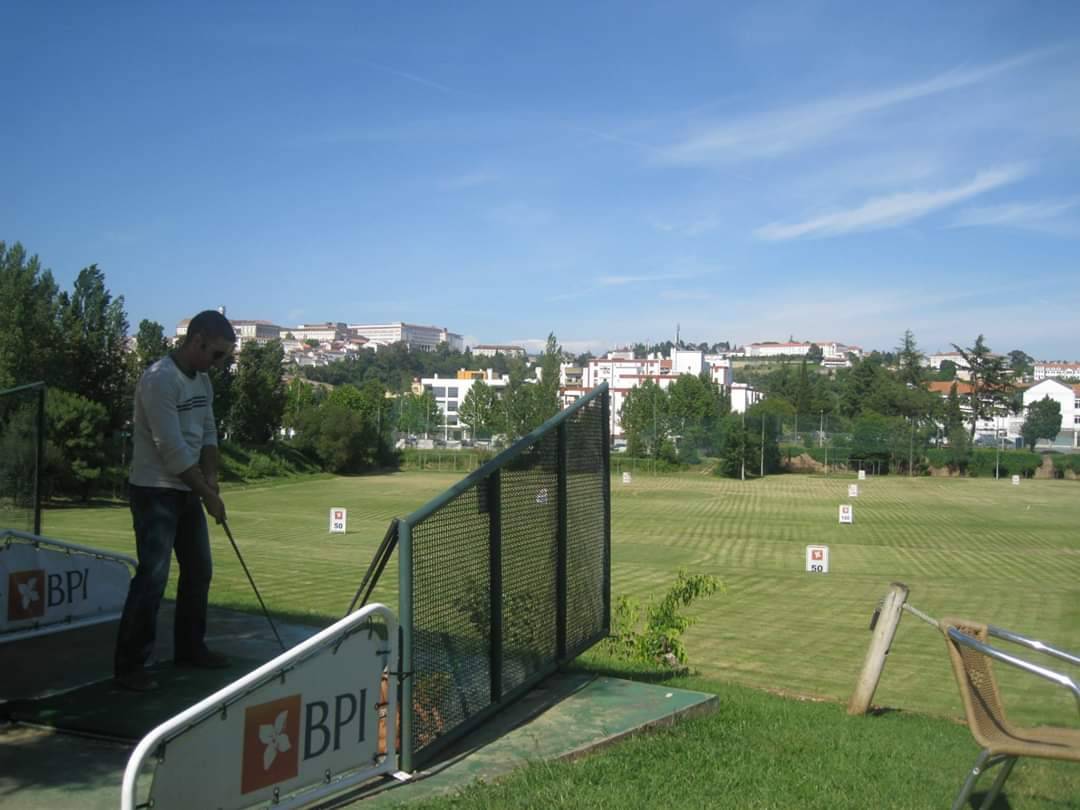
[219,442,321,482]
[780,444,1046,477]
[1051,454,1080,475]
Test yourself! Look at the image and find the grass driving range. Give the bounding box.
[40,470,1080,808]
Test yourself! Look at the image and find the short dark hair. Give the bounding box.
[184,310,236,345]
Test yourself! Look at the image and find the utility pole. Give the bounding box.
[741,406,746,481]
[760,413,765,477]
[995,412,1001,479]
[819,410,824,448]
[908,417,914,477]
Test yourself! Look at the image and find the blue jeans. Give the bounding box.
[114,485,213,675]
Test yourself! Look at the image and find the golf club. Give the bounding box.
[220,519,286,653]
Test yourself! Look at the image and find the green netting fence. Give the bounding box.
[392,383,610,771]
[0,383,45,534]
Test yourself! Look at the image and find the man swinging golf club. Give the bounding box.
[114,309,236,692]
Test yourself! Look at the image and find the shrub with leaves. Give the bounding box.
[603,570,722,668]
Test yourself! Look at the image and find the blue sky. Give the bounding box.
[4,1,1079,359]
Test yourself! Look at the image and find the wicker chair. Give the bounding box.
[940,617,1080,810]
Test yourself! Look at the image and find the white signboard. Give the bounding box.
[1011,475,1020,486]
[124,604,399,810]
[839,504,854,524]
[0,530,134,641]
[622,472,632,484]
[848,484,859,498]
[329,508,347,534]
[858,470,867,481]
[806,545,829,573]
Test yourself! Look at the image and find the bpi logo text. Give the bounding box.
[6,567,90,621]
[241,689,368,794]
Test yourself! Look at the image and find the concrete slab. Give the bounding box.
[2,606,716,810]
[336,673,718,807]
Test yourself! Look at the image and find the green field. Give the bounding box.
[40,470,1080,729]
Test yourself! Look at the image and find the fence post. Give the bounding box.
[556,421,568,660]
[488,470,503,703]
[602,390,612,630]
[847,582,909,715]
[398,520,414,772]
[34,384,45,535]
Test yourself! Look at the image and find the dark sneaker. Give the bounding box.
[174,649,230,669]
[115,671,159,692]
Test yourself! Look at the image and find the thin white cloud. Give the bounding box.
[364,60,459,95]
[754,165,1028,240]
[951,198,1079,232]
[658,52,1041,164]
[596,271,702,287]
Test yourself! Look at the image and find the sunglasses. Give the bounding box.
[201,342,232,363]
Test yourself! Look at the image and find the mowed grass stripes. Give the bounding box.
[42,470,1080,727]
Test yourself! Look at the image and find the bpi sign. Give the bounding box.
[1,530,134,641]
[124,604,399,810]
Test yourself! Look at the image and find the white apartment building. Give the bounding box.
[558,350,745,439]
[744,340,861,364]
[349,322,464,352]
[1021,379,1080,449]
[420,369,510,440]
[472,344,526,358]
[284,322,349,343]
[729,383,765,414]
[1033,361,1080,381]
[745,341,811,358]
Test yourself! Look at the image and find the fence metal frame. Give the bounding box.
[0,381,46,535]
[397,383,610,772]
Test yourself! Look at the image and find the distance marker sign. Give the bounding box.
[839,504,853,524]
[848,484,858,498]
[329,508,347,534]
[806,545,829,573]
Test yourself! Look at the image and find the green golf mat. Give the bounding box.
[4,657,262,742]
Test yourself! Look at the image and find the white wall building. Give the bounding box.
[744,340,861,364]
[349,322,464,352]
[729,383,764,414]
[284,322,349,343]
[1033,361,1080,381]
[472,344,526,358]
[746,341,811,358]
[420,369,510,440]
[559,350,745,439]
[1021,379,1080,449]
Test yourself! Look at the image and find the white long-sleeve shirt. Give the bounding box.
[129,355,218,490]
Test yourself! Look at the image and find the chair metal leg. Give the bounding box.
[977,756,1017,810]
[952,750,991,810]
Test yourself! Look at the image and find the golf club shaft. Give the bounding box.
[221,520,286,652]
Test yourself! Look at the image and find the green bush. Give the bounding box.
[601,570,723,668]
[1051,454,1080,476]
[218,442,320,483]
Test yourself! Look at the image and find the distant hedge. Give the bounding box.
[925,447,1042,478]
[219,442,321,482]
[1051,454,1080,475]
